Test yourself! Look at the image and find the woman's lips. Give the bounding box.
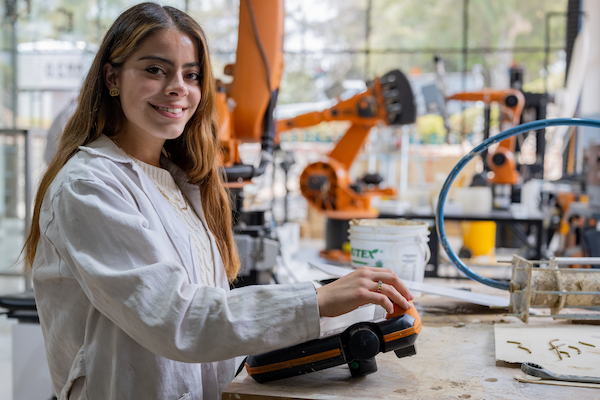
[150,103,187,118]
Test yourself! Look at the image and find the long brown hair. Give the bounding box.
[24,3,240,281]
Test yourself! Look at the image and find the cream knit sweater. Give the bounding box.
[133,158,216,287]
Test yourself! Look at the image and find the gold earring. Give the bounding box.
[109,88,120,97]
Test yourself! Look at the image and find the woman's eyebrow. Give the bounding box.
[138,55,200,68]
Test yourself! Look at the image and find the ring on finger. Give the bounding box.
[376,280,383,293]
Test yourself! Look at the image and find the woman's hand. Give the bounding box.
[315,267,414,317]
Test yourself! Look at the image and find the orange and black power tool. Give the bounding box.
[245,302,421,382]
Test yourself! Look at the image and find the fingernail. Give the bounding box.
[406,302,412,309]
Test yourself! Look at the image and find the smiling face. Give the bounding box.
[104,28,202,163]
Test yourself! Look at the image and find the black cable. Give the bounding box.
[245,0,278,158]
[244,0,272,92]
[508,223,535,251]
[271,272,280,284]
[235,356,248,377]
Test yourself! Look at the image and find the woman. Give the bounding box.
[24,3,413,399]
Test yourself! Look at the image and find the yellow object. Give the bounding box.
[342,241,351,254]
[560,220,570,235]
[462,221,496,257]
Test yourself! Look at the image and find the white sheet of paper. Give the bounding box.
[308,260,510,308]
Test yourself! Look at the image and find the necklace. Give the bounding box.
[111,138,189,211]
[153,182,189,211]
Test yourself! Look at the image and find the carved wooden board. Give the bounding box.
[494,323,600,387]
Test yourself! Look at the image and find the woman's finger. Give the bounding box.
[368,280,412,313]
[363,267,414,302]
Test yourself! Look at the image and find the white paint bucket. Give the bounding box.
[349,219,431,284]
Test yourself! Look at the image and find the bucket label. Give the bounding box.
[351,248,380,259]
[350,243,425,280]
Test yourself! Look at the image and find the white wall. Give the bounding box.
[578,0,600,171]
[580,0,600,117]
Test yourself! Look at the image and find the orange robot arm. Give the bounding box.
[278,70,415,170]
[217,0,284,180]
[277,69,416,218]
[227,0,284,143]
[447,88,525,185]
[446,89,524,129]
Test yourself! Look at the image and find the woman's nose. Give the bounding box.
[165,73,188,96]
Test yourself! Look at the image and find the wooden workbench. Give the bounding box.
[223,283,599,400]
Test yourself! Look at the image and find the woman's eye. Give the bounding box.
[186,72,200,81]
[146,66,163,74]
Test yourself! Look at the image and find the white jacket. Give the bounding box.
[33,135,320,400]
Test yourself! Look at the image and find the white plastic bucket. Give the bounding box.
[349,219,431,284]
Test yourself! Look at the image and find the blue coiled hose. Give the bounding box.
[435,118,600,290]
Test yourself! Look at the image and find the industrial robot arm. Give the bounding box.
[277,69,417,219]
[216,0,284,183]
[446,89,525,186]
[214,0,286,285]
